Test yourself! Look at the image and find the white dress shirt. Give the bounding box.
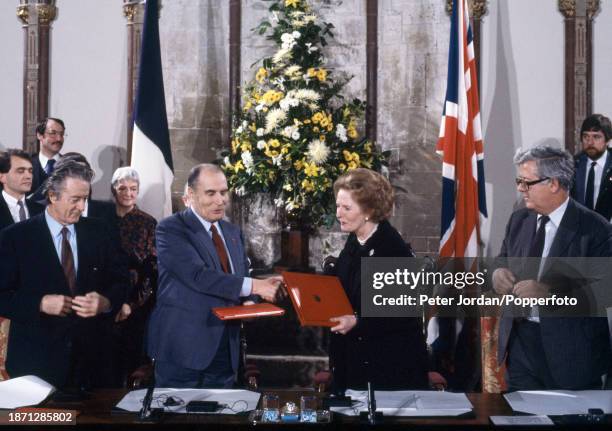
[2,190,29,223]
[38,152,61,173]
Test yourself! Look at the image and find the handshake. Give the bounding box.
[251,276,285,303]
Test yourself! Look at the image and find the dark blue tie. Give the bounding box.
[45,159,56,175]
[585,161,596,210]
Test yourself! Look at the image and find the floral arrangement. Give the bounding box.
[222,0,389,228]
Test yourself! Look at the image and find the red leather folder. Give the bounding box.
[212,303,285,320]
[282,271,354,327]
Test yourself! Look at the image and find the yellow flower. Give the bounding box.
[347,161,358,170]
[231,139,240,154]
[352,153,360,162]
[313,126,320,133]
[256,67,268,83]
[234,160,244,172]
[316,68,327,81]
[307,67,317,77]
[303,162,319,177]
[348,128,358,139]
[281,146,289,154]
[243,101,252,111]
[319,135,325,142]
[303,119,311,124]
[285,0,299,8]
[339,163,346,171]
[241,142,252,152]
[320,118,329,128]
[265,148,279,158]
[343,150,353,161]
[268,138,281,148]
[249,123,257,132]
[312,112,324,124]
[327,124,333,132]
[301,179,314,192]
[364,142,372,153]
[294,159,304,170]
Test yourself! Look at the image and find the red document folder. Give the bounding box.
[212,303,285,320]
[282,271,354,327]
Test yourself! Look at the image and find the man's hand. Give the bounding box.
[330,314,357,335]
[492,268,516,295]
[72,292,111,318]
[512,280,550,298]
[115,303,132,322]
[252,277,282,302]
[40,295,73,317]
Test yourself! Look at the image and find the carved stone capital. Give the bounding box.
[587,0,601,19]
[559,0,600,19]
[446,0,488,19]
[123,1,139,23]
[36,4,57,24]
[16,5,29,25]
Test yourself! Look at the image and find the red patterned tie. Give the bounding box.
[210,224,230,273]
[61,227,77,294]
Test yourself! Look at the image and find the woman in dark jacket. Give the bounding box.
[329,168,429,392]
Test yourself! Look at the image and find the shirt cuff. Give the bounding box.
[240,277,253,297]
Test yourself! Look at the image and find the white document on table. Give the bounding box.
[0,375,55,409]
[490,415,554,426]
[331,390,473,417]
[504,390,612,415]
[114,388,260,415]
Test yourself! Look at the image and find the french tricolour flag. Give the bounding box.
[436,0,487,258]
[130,0,174,221]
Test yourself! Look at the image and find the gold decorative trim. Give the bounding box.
[445,0,488,19]
[36,4,57,24]
[123,3,139,23]
[16,5,29,25]
[587,0,600,19]
[559,0,576,17]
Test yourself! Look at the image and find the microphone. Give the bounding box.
[138,358,159,421]
[359,381,383,424]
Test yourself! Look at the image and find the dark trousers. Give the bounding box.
[155,328,235,388]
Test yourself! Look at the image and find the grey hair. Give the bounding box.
[187,163,224,190]
[513,144,575,191]
[111,166,140,189]
[43,160,94,202]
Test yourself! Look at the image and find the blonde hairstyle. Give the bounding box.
[333,168,394,222]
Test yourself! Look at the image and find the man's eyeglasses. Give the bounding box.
[45,130,66,138]
[515,177,550,190]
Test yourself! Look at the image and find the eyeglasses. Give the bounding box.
[581,132,605,142]
[45,130,67,138]
[515,177,550,190]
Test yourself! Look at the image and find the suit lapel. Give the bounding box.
[574,156,587,204]
[548,199,579,257]
[75,220,91,294]
[519,212,538,257]
[33,214,72,295]
[182,209,224,271]
[0,196,14,227]
[596,150,612,207]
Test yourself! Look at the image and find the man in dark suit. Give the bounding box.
[571,114,612,220]
[31,117,65,193]
[493,145,612,391]
[0,160,128,388]
[147,163,282,388]
[0,149,44,231]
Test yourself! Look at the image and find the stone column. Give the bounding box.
[123,0,145,161]
[17,0,57,152]
[229,0,241,131]
[365,0,377,142]
[559,0,600,154]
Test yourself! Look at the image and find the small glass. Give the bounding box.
[300,395,317,423]
[262,394,280,422]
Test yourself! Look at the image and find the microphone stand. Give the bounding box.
[360,381,383,424]
[138,358,162,422]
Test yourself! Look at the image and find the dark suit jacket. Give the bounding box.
[30,153,48,196]
[0,194,44,232]
[0,214,129,387]
[572,149,612,220]
[497,199,612,389]
[147,209,251,373]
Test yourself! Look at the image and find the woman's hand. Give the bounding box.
[115,303,132,322]
[330,314,357,335]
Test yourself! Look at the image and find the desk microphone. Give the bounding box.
[138,358,159,422]
[360,381,383,424]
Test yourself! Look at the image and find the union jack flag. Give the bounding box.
[437,0,487,258]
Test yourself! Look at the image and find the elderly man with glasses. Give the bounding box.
[493,144,612,391]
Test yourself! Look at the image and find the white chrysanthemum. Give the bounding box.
[291,130,300,140]
[290,89,321,102]
[235,126,243,134]
[280,33,294,43]
[283,183,293,191]
[292,31,301,39]
[272,154,283,166]
[257,140,266,150]
[336,124,348,142]
[284,65,302,77]
[273,47,292,64]
[282,126,295,138]
[256,128,264,137]
[265,109,287,133]
[241,151,253,169]
[307,139,330,165]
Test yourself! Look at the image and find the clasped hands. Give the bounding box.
[251,275,285,303]
[492,268,550,298]
[40,292,111,318]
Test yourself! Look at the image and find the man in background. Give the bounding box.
[31,117,65,193]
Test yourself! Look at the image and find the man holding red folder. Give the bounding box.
[147,164,281,388]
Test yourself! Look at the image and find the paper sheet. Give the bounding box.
[504,390,612,415]
[490,415,554,426]
[115,388,260,415]
[331,390,473,417]
[0,375,55,409]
